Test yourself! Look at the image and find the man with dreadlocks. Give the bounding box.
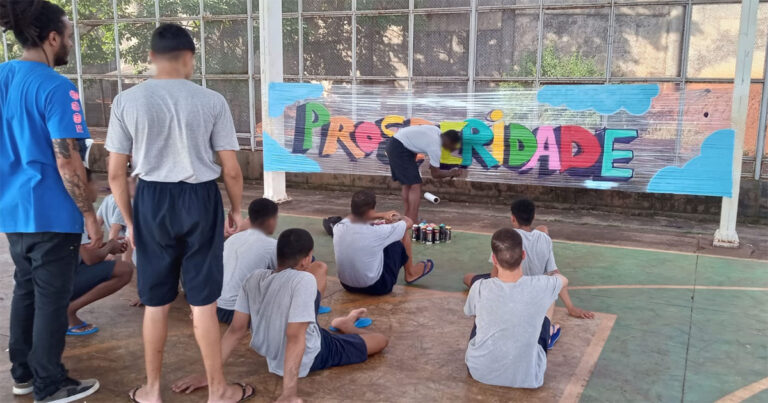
[0,1,102,402]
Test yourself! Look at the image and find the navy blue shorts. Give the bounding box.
[70,260,116,301]
[341,241,409,296]
[217,307,234,324]
[386,138,422,185]
[471,273,492,286]
[310,292,368,372]
[134,179,225,307]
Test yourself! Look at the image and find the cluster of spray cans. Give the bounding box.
[412,222,452,244]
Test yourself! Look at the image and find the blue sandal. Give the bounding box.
[406,259,434,284]
[329,317,372,332]
[67,322,99,336]
[547,324,561,350]
[318,306,332,314]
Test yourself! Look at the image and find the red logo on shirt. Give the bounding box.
[76,125,84,133]
[73,113,82,124]
[69,90,80,101]
[71,102,81,112]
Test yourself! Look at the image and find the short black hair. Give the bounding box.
[350,190,376,218]
[248,198,278,225]
[491,228,523,270]
[511,198,535,227]
[441,129,462,145]
[276,228,314,268]
[150,23,195,55]
[0,0,67,49]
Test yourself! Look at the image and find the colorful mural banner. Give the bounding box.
[265,82,735,197]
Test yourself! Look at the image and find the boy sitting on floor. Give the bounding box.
[465,228,566,388]
[216,198,328,324]
[333,190,433,295]
[67,171,135,335]
[172,229,388,402]
[463,198,593,320]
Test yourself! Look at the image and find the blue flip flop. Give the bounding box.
[329,317,372,332]
[318,306,332,314]
[548,325,561,350]
[406,259,434,284]
[66,322,99,336]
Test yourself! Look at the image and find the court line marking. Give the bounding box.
[715,376,768,403]
[560,313,617,403]
[279,212,763,263]
[569,285,768,291]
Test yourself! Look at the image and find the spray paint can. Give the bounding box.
[412,224,419,242]
[420,224,427,244]
[426,226,434,244]
[439,224,446,243]
[446,226,452,243]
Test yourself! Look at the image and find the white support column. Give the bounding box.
[713,0,759,248]
[259,0,289,202]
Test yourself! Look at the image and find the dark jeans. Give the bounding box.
[7,232,81,400]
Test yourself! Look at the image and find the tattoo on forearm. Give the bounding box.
[61,171,94,213]
[52,138,77,160]
[54,139,93,214]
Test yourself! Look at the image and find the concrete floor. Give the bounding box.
[1,178,767,402]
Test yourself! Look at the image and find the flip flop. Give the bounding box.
[329,317,372,332]
[233,382,256,402]
[405,259,434,284]
[548,324,561,350]
[67,322,99,336]
[318,305,332,314]
[128,386,141,403]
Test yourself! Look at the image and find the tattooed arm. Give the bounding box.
[53,138,103,248]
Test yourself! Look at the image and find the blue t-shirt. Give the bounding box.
[0,60,90,233]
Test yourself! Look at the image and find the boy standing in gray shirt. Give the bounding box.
[106,24,251,402]
[465,228,566,389]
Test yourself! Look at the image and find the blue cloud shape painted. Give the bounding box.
[537,84,660,115]
[647,129,733,197]
[268,82,324,118]
[263,131,323,173]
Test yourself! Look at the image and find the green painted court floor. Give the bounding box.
[277,214,768,403]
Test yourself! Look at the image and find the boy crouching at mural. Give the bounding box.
[465,228,565,388]
[334,190,434,295]
[386,125,463,222]
[172,229,388,401]
[463,198,593,321]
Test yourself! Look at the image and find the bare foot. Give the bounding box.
[129,385,162,403]
[330,308,368,333]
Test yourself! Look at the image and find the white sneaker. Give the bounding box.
[34,378,99,403]
[12,380,33,395]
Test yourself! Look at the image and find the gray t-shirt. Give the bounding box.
[489,229,557,276]
[218,228,277,310]
[464,275,563,388]
[393,125,443,168]
[333,218,407,288]
[97,194,126,236]
[105,79,240,183]
[234,269,321,377]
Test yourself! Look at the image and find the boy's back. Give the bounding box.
[489,229,556,276]
[333,218,406,288]
[464,275,562,388]
[235,269,321,377]
[106,79,238,183]
[218,229,277,310]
